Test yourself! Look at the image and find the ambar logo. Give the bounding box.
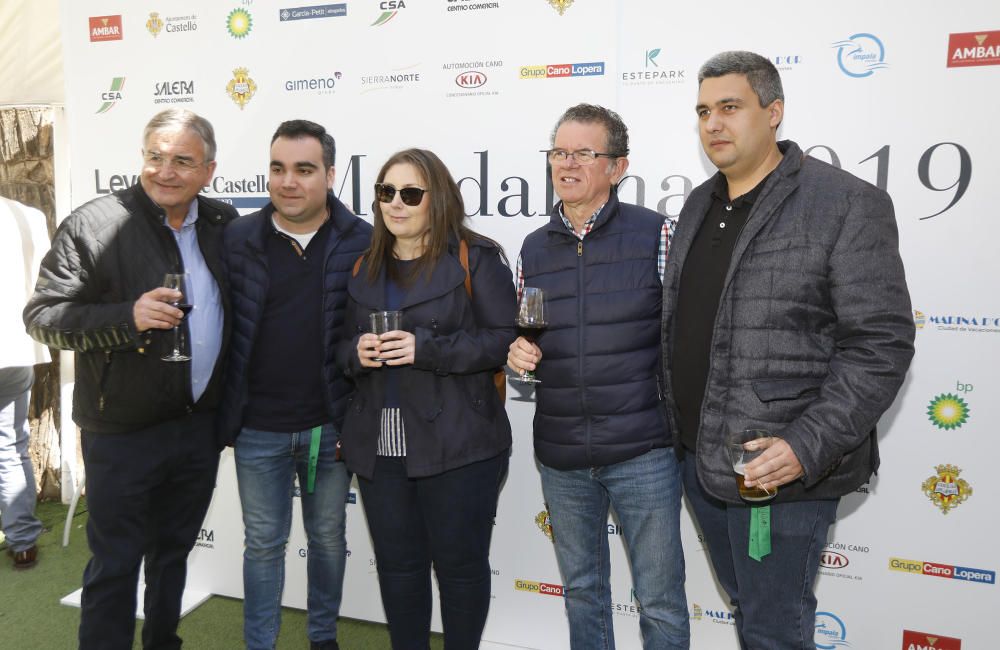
[948,30,1000,68]
[902,629,962,649]
[513,579,564,596]
[89,15,123,42]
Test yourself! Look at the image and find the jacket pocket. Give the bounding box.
[752,377,823,402]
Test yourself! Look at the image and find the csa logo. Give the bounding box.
[546,0,574,15]
[372,1,405,26]
[146,12,164,37]
[926,393,970,430]
[89,15,123,42]
[815,611,849,649]
[96,77,126,114]
[902,629,962,649]
[921,464,972,514]
[227,67,258,109]
[535,505,553,540]
[831,32,889,77]
[227,8,253,38]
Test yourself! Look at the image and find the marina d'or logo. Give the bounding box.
[535,505,553,540]
[96,77,125,114]
[547,0,574,15]
[227,67,257,109]
[922,464,972,515]
[831,32,889,77]
[227,8,253,38]
[927,393,970,430]
[146,12,164,37]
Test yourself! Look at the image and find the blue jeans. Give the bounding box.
[235,424,350,650]
[682,458,838,650]
[539,448,689,650]
[358,453,508,650]
[0,367,42,553]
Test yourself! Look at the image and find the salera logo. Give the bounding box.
[96,77,125,114]
[901,629,962,649]
[948,30,1000,68]
[455,71,486,88]
[921,464,972,514]
[227,67,257,109]
[89,15,123,42]
[831,32,889,77]
[372,0,406,26]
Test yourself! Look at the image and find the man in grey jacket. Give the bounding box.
[662,51,914,649]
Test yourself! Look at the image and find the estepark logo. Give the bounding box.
[814,611,849,649]
[372,1,407,26]
[832,32,889,77]
[621,48,685,86]
[280,3,348,21]
[921,464,972,514]
[901,629,962,650]
[889,557,995,585]
[514,578,564,596]
[89,15,123,42]
[96,77,126,114]
[520,62,605,79]
[226,67,257,109]
[927,392,971,430]
[948,30,1000,68]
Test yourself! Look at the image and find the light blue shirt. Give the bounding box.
[167,201,223,402]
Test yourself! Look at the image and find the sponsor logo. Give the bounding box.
[889,557,995,584]
[446,0,501,13]
[820,542,869,581]
[456,71,487,88]
[621,48,685,86]
[89,15,123,42]
[514,579,564,596]
[922,464,972,514]
[96,77,126,114]
[227,67,258,109]
[285,72,341,95]
[607,523,623,536]
[360,66,421,93]
[195,528,215,549]
[546,0,574,15]
[832,33,889,77]
[815,611,849,649]
[535,506,553,540]
[227,8,253,38]
[520,62,605,79]
[153,80,195,104]
[690,603,735,625]
[610,589,641,618]
[146,12,165,36]
[280,3,348,21]
[347,491,357,504]
[948,31,1000,68]
[148,13,198,36]
[820,551,849,569]
[770,54,804,71]
[927,393,970,430]
[914,309,1000,333]
[902,629,962,649]
[372,1,406,26]
[690,604,702,621]
[444,60,501,97]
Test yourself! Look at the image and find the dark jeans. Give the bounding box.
[79,412,219,650]
[682,458,838,650]
[358,453,508,650]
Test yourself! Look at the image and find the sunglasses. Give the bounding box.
[374,182,428,206]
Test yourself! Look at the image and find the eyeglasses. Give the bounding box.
[374,183,428,206]
[545,149,626,165]
[143,150,206,173]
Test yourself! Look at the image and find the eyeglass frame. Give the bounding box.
[543,148,629,165]
[142,149,209,173]
[374,182,429,206]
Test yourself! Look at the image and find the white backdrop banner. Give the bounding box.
[59,1,1000,648]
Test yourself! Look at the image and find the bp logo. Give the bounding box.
[227,8,252,38]
[226,67,257,109]
[921,464,972,515]
[927,393,970,430]
[535,505,553,540]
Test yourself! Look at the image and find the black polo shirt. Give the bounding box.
[671,173,770,451]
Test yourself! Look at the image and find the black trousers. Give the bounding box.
[79,412,219,650]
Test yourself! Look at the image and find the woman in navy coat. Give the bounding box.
[336,148,516,649]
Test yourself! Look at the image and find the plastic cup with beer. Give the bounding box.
[727,429,777,502]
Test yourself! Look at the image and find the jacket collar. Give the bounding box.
[247,192,359,254]
[349,236,468,311]
[128,181,227,230]
[545,191,620,238]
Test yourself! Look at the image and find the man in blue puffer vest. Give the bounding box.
[219,120,372,650]
[508,104,689,650]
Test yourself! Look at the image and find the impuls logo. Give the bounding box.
[831,33,889,77]
[96,77,126,114]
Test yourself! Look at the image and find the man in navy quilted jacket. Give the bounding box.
[662,51,915,649]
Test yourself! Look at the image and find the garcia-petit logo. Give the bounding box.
[89,15,123,42]
[514,578,564,596]
[947,30,1000,68]
[889,557,995,585]
[902,629,961,649]
[520,62,605,79]
[921,464,972,514]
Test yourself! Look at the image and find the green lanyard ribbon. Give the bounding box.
[748,505,772,562]
[307,426,322,494]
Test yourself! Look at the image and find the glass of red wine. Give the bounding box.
[161,272,192,362]
[516,286,547,384]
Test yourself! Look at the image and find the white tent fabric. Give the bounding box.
[0,0,64,105]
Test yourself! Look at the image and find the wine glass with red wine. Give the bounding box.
[161,272,192,362]
[516,286,547,384]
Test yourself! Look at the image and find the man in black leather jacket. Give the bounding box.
[24,109,237,649]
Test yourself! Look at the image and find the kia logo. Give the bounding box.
[819,551,849,569]
[455,71,486,88]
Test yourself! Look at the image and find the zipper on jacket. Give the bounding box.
[577,241,583,257]
[98,351,112,412]
[576,238,592,465]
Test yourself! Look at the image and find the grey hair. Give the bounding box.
[698,51,784,107]
[142,109,218,161]
[550,103,630,157]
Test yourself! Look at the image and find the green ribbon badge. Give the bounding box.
[748,505,771,562]
[307,426,322,494]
